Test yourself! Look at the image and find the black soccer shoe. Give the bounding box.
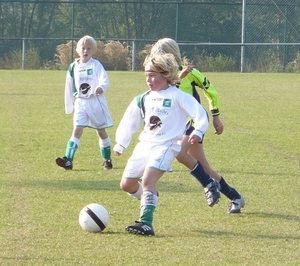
[204,180,221,207]
[102,159,113,170]
[126,221,155,236]
[55,156,73,170]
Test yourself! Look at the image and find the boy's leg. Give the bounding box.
[65,137,80,162]
[126,190,157,236]
[99,137,112,169]
[97,130,112,169]
[126,181,143,200]
[219,177,245,213]
[188,142,245,212]
[190,161,221,207]
[56,136,80,170]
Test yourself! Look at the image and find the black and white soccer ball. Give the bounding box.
[79,203,109,232]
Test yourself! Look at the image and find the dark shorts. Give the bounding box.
[184,120,204,144]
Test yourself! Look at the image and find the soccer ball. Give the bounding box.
[79,203,109,232]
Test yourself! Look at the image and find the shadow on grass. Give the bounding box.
[246,212,300,222]
[25,179,120,191]
[193,228,300,240]
[0,256,77,263]
[23,178,200,193]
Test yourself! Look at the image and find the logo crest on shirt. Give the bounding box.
[80,83,91,94]
[148,116,162,130]
[203,77,210,90]
[87,69,93,75]
[163,98,172,107]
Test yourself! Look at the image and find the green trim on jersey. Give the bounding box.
[136,90,151,118]
[68,62,78,96]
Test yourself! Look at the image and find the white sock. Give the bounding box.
[127,181,143,200]
[99,137,111,148]
[70,136,80,146]
[141,190,158,207]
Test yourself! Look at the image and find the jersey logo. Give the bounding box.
[87,69,93,75]
[148,116,162,130]
[203,77,210,90]
[80,83,91,94]
[163,98,172,107]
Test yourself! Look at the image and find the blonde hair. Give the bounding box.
[76,35,97,54]
[143,53,180,86]
[150,38,182,68]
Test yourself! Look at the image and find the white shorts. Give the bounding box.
[122,141,181,179]
[73,96,113,129]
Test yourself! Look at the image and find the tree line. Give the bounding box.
[0,0,299,71]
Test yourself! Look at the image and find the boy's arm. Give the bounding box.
[96,62,109,93]
[191,69,220,116]
[114,98,143,154]
[64,68,75,114]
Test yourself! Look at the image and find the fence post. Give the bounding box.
[282,5,288,72]
[22,38,26,70]
[131,39,136,71]
[241,0,246,72]
[175,4,179,41]
[71,3,75,63]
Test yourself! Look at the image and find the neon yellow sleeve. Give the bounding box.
[186,69,220,116]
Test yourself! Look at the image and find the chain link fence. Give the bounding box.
[0,0,299,72]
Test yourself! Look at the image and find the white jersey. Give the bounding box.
[115,86,209,149]
[64,57,109,114]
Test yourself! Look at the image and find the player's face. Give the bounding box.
[145,69,168,91]
[78,45,93,63]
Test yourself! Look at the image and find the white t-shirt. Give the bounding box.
[115,86,209,150]
[64,57,109,114]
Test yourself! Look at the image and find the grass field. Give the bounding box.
[0,70,299,265]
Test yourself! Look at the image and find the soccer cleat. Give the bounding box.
[56,156,73,170]
[204,180,221,207]
[126,221,155,236]
[103,159,113,170]
[228,196,245,214]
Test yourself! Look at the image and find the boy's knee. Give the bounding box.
[120,179,137,193]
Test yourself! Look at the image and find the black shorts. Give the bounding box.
[184,120,204,144]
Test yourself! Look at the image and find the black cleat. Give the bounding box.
[103,159,113,170]
[56,156,73,170]
[126,221,155,236]
[204,180,221,207]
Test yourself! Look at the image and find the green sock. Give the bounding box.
[140,205,155,226]
[65,141,78,162]
[100,146,111,160]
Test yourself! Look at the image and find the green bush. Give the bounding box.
[25,48,41,70]
[192,51,237,72]
[0,48,41,69]
[285,52,300,73]
[1,50,22,69]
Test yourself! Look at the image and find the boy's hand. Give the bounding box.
[213,116,224,135]
[96,87,103,95]
[113,144,124,156]
[179,65,193,79]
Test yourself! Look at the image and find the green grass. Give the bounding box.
[0,70,299,265]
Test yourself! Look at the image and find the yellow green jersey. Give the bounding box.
[178,68,220,116]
